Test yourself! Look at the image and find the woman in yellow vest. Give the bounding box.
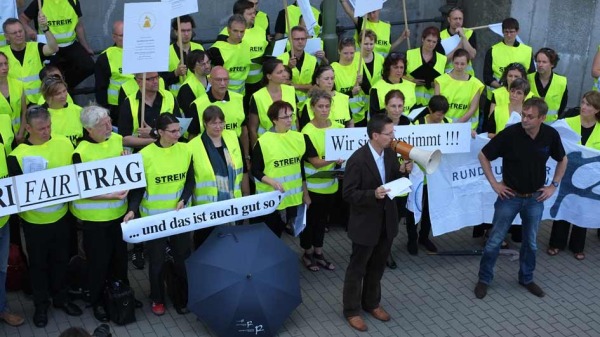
[434,49,484,131]
[299,65,352,129]
[352,30,385,127]
[486,78,530,138]
[0,51,25,145]
[487,63,531,127]
[40,77,82,146]
[188,106,248,248]
[248,58,298,147]
[38,64,75,106]
[405,26,447,107]
[331,38,362,124]
[252,101,308,237]
[547,91,600,261]
[527,48,568,123]
[177,50,210,118]
[300,90,345,271]
[369,53,416,119]
[123,113,194,316]
[70,105,130,322]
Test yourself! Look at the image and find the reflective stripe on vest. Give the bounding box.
[144,190,183,202]
[71,199,126,211]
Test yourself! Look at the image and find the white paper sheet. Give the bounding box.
[22,156,47,174]
[176,117,192,135]
[406,106,427,121]
[382,177,412,200]
[293,203,307,236]
[271,38,287,57]
[305,38,323,56]
[440,34,460,55]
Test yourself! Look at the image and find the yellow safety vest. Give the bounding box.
[301,121,343,194]
[0,144,8,227]
[139,142,192,217]
[0,42,43,104]
[119,77,167,100]
[370,79,416,115]
[179,74,207,110]
[167,42,205,96]
[255,130,305,209]
[492,103,512,133]
[252,85,297,136]
[488,41,532,99]
[189,130,243,205]
[0,76,24,135]
[435,73,484,130]
[10,136,73,224]
[48,103,83,146]
[191,91,245,137]
[104,46,134,106]
[527,72,567,123]
[285,5,321,36]
[331,60,365,121]
[70,133,128,221]
[406,48,447,106]
[354,20,391,57]
[219,25,268,85]
[0,115,14,156]
[565,116,600,150]
[255,11,269,33]
[304,92,351,125]
[127,89,175,135]
[439,28,475,75]
[210,41,251,95]
[42,0,78,46]
[278,52,317,107]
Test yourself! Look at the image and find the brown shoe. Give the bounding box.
[369,306,391,321]
[0,311,24,327]
[346,315,368,331]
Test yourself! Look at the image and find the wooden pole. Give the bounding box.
[177,17,184,79]
[141,73,146,129]
[466,24,492,31]
[283,0,294,59]
[402,0,410,49]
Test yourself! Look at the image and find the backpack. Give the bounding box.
[104,280,136,325]
[6,244,28,291]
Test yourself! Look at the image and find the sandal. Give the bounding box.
[574,252,585,261]
[302,253,319,272]
[547,247,559,256]
[313,252,335,270]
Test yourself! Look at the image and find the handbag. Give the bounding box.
[104,280,136,325]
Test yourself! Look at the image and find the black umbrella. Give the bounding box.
[186,223,301,336]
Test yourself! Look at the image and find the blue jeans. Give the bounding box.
[0,224,9,313]
[478,193,544,285]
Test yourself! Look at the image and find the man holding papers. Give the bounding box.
[342,114,406,331]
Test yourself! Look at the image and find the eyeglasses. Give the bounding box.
[207,121,225,127]
[164,127,182,134]
[380,131,395,137]
[277,114,293,120]
[292,37,307,42]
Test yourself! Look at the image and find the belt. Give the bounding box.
[515,192,534,198]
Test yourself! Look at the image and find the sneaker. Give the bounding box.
[151,302,165,316]
[131,247,145,270]
[0,311,24,327]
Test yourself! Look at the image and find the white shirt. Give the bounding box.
[368,141,385,183]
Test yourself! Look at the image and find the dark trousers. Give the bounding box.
[263,206,297,238]
[193,227,215,250]
[549,220,587,253]
[300,192,333,249]
[146,233,191,304]
[50,41,94,88]
[342,228,393,317]
[406,188,431,242]
[22,217,70,307]
[82,219,129,307]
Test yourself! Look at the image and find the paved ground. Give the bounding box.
[2,220,600,337]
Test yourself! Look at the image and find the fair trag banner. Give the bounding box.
[427,121,600,236]
[324,123,471,160]
[0,154,146,217]
[121,191,284,243]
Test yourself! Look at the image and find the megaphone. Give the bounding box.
[390,139,441,174]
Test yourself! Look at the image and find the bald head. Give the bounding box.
[209,66,229,98]
[112,21,124,47]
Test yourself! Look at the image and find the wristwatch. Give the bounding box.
[551,181,559,187]
[42,27,50,33]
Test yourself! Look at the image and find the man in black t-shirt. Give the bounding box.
[475,97,567,300]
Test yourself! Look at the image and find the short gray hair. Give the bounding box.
[80,104,109,129]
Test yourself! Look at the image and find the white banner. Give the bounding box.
[162,0,198,19]
[122,2,171,74]
[297,0,317,36]
[121,191,284,243]
[325,124,471,160]
[0,154,146,217]
[428,124,600,236]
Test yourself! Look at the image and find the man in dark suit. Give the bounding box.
[342,114,404,332]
